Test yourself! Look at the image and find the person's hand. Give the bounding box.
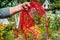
[14,2,30,12]
[10,2,30,16]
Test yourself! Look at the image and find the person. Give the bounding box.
[0,2,30,40]
[0,2,30,18]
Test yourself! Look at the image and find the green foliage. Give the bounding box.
[39,0,45,4]
[47,11,60,30]
[6,24,12,31]
[0,0,13,8]
[0,0,45,8]
[0,0,60,40]
[51,31,60,40]
[49,0,60,8]
[50,0,60,3]
[0,24,15,40]
[4,32,15,40]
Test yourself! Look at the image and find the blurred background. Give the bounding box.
[0,0,60,40]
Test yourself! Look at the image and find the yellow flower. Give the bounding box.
[7,30,13,34]
[0,37,4,40]
[0,32,3,36]
[0,24,7,30]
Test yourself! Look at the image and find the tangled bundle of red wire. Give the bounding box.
[20,1,45,30]
[18,1,48,40]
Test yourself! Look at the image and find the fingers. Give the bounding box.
[22,2,30,10]
[23,2,30,7]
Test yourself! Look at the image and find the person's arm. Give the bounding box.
[0,8,10,18]
[9,4,23,16]
[0,4,23,18]
[0,2,30,18]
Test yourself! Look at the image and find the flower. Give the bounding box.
[0,32,3,36]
